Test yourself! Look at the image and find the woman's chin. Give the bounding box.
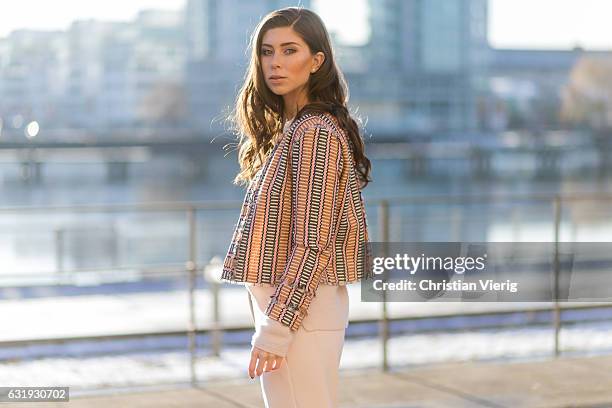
[268,84,286,94]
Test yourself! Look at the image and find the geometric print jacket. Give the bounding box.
[221,111,374,331]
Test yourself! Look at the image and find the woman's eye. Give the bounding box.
[260,49,295,55]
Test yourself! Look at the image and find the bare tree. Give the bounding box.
[561,56,612,130]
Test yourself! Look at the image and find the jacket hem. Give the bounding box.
[221,269,375,287]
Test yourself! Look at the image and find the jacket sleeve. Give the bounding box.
[251,314,295,357]
[247,284,296,357]
[264,121,344,331]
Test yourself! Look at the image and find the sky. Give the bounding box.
[0,0,611,50]
[489,0,612,50]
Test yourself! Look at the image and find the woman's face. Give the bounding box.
[260,26,324,103]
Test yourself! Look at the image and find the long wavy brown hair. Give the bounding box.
[225,6,372,189]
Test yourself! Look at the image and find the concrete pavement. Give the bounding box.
[6,353,612,408]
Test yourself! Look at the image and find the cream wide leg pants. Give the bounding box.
[246,283,349,408]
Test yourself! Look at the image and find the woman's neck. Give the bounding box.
[283,90,309,122]
[284,109,297,122]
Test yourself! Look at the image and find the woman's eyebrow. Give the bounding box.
[262,42,301,47]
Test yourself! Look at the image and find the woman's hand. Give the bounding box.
[248,345,284,378]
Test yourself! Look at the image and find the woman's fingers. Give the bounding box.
[266,357,276,372]
[248,346,284,378]
[264,355,277,372]
[248,348,258,378]
[255,350,269,376]
[270,356,284,371]
[266,355,284,372]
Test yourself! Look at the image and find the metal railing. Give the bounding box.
[0,192,611,385]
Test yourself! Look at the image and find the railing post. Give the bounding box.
[378,200,390,372]
[211,278,221,357]
[110,222,119,268]
[55,228,65,277]
[187,207,198,385]
[203,256,223,357]
[511,206,521,242]
[450,207,462,242]
[552,195,562,357]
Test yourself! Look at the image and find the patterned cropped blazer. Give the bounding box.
[221,111,373,331]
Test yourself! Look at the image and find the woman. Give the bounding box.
[221,6,373,407]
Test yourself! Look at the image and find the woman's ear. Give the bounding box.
[312,52,325,73]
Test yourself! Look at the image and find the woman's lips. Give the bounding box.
[269,77,286,83]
